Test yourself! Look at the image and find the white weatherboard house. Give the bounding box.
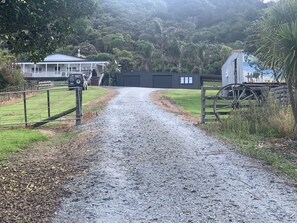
[222,50,274,87]
[17,53,109,85]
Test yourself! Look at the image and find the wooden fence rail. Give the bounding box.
[270,85,288,104]
[201,84,289,124]
[200,86,220,124]
[37,81,52,90]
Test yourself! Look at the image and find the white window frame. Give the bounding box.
[189,77,193,84]
[180,77,185,84]
[180,76,193,84]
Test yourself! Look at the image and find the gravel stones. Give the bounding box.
[53,87,297,223]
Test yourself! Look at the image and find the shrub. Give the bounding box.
[0,50,25,90]
[0,65,25,90]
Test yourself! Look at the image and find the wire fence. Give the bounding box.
[0,87,82,127]
[0,82,38,94]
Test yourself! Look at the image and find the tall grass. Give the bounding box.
[221,98,294,139]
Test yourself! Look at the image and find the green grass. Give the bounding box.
[163,89,201,115]
[0,86,109,159]
[0,86,108,125]
[203,81,222,87]
[0,129,47,160]
[82,86,108,104]
[163,89,217,115]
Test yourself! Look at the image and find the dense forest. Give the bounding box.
[0,0,272,76]
[55,0,269,75]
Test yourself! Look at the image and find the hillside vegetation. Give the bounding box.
[55,0,268,75]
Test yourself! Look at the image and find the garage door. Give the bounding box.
[153,75,172,88]
[123,75,140,87]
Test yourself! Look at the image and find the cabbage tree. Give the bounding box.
[257,0,297,139]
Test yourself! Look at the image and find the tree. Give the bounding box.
[112,48,133,72]
[135,40,155,71]
[152,18,167,71]
[0,50,24,89]
[257,0,297,139]
[0,0,96,62]
[78,42,98,57]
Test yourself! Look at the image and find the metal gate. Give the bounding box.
[0,87,82,127]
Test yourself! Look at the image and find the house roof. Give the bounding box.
[44,54,86,62]
[16,53,109,66]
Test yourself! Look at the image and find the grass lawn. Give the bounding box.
[163,89,217,115]
[0,86,109,159]
[0,129,47,160]
[82,86,108,104]
[0,86,108,125]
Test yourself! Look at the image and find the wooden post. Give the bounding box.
[23,91,28,127]
[47,90,51,118]
[76,88,82,125]
[234,58,238,84]
[201,86,205,124]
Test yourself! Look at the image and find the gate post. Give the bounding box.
[23,91,28,127]
[47,90,51,118]
[201,86,205,124]
[75,87,82,125]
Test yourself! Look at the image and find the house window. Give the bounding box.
[180,76,193,84]
[189,77,193,84]
[180,77,184,84]
[55,66,61,71]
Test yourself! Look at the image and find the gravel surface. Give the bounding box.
[52,87,297,223]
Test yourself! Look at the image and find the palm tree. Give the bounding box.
[152,18,167,72]
[257,0,297,139]
[135,40,155,71]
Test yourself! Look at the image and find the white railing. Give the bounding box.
[24,70,92,78]
[33,71,67,77]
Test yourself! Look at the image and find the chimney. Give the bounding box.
[77,48,81,58]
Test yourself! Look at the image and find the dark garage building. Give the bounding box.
[116,72,220,89]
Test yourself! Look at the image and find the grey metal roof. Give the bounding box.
[44,54,86,62]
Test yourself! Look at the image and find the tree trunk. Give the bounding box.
[287,77,297,140]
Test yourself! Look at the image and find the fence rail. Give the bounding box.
[37,81,52,90]
[0,87,82,128]
[201,84,289,124]
[270,85,288,104]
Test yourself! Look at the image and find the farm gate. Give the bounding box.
[0,87,82,128]
[200,85,289,124]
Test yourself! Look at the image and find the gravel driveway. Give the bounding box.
[53,87,297,223]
